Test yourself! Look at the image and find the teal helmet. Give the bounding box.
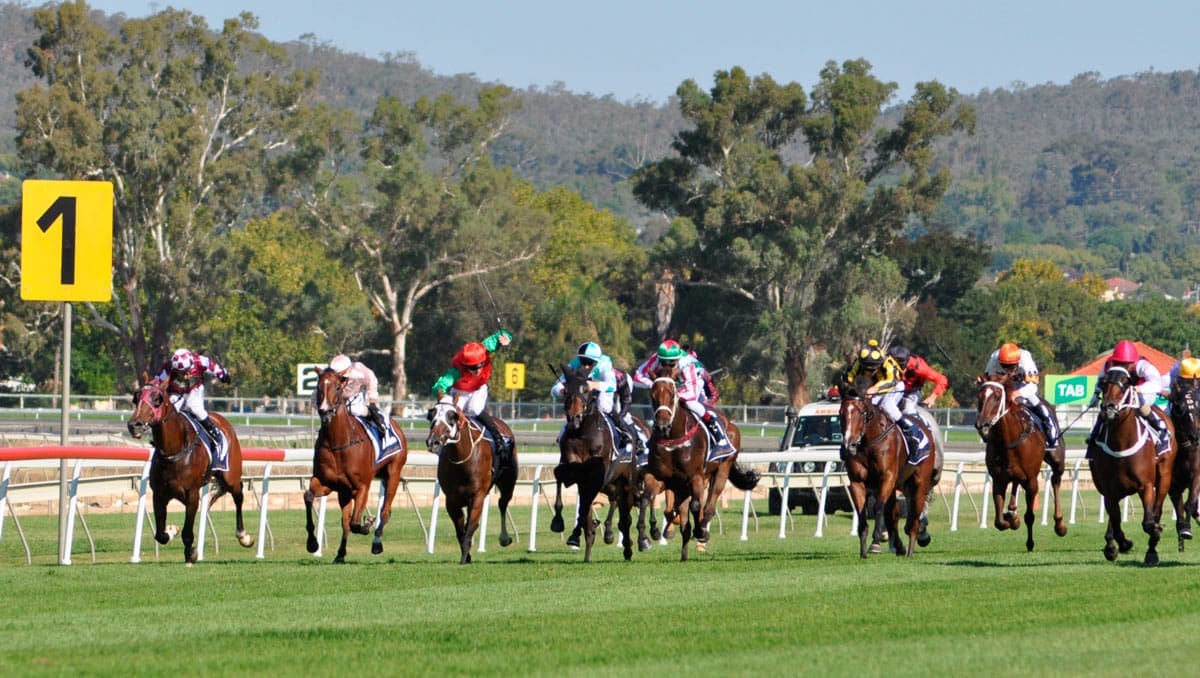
[577,342,602,361]
[657,341,685,360]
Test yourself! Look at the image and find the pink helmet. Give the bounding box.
[1111,340,1139,364]
[170,349,194,373]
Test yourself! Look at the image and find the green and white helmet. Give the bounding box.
[657,340,685,360]
[577,342,603,361]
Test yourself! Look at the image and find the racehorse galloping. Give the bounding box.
[839,384,939,558]
[974,372,1068,551]
[549,364,641,561]
[1089,365,1177,565]
[127,376,254,564]
[1167,380,1200,551]
[426,398,517,564]
[647,364,759,562]
[305,367,409,563]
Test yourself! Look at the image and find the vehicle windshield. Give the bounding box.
[791,415,842,447]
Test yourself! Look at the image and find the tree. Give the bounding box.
[275,86,548,403]
[632,62,975,405]
[15,2,317,385]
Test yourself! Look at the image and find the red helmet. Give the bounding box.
[1112,340,1138,364]
[998,342,1021,367]
[461,342,488,366]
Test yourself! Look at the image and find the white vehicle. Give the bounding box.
[768,398,852,515]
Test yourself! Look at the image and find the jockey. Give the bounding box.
[985,341,1060,450]
[155,348,230,443]
[1167,356,1200,413]
[844,340,923,462]
[550,341,645,460]
[327,354,389,436]
[633,340,734,455]
[888,345,948,415]
[684,345,720,405]
[431,329,514,469]
[1092,339,1169,453]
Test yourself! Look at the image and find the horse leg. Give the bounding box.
[849,482,871,558]
[687,474,705,554]
[676,491,697,562]
[579,483,601,563]
[1101,494,1126,561]
[603,501,617,546]
[635,484,652,552]
[1023,479,1038,552]
[348,482,372,536]
[372,472,400,555]
[181,489,200,565]
[885,488,905,557]
[1142,484,1163,566]
[1047,448,1068,537]
[446,498,470,565]
[304,478,331,554]
[618,486,635,561]
[1006,481,1021,530]
[220,473,254,548]
[334,489,354,564]
[990,476,1011,532]
[550,479,566,534]
[869,494,886,553]
[461,491,487,565]
[151,491,175,546]
[496,465,516,549]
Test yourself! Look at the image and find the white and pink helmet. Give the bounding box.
[170,349,194,373]
[329,354,352,375]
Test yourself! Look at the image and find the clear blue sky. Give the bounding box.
[86,0,1200,104]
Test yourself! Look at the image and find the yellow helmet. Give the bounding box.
[1180,357,1200,380]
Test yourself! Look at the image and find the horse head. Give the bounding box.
[313,367,346,426]
[560,363,594,432]
[838,393,870,454]
[974,373,1013,442]
[426,398,462,456]
[1099,366,1137,421]
[649,363,681,438]
[127,375,172,439]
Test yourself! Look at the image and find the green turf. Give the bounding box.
[2,496,1199,676]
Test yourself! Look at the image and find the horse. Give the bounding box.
[548,363,642,561]
[646,364,759,561]
[304,367,409,563]
[1089,365,1177,565]
[1165,380,1200,551]
[838,384,940,558]
[425,398,517,564]
[126,376,254,564]
[973,372,1068,550]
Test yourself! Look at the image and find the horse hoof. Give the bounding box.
[868,542,883,554]
[238,533,255,548]
[371,542,383,555]
[1181,528,1193,540]
[550,516,565,533]
[650,527,663,541]
[1103,545,1118,562]
[499,535,513,548]
[1145,550,1160,566]
[306,536,320,553]
[603,532,616,546]
[1119,538,1135,554]
[917,533,931,548]
[695,541,707,553]
[566,535,580,549]
[638,538,652,552]
[1055,523,1068,537]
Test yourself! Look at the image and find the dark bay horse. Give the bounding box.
[647,365,759,561]
[1166,380,1200,551]
[839,388,939,558]
[127,376,253,564]
[426,399,517,564]
[974,373,1068,550]
[1089,366,1177,565]
[304,367,409,563]
[549,364,641,561]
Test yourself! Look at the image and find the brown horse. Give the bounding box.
[838,388,939,558]
[549,363,641,561]
[304,367,409,563]
[127,376,253,564]
[647,364,759,561]
[1165,380,1200,551]
[973,373,1068,550]
[1089,365,1177,565]
[425,399,517,564]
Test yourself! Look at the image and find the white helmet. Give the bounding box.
[329,354,352,375]
[170,349,194,373]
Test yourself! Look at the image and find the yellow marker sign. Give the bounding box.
[21,180,114,302]
[505,362,526,390]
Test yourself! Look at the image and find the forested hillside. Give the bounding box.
[3,2,1200,410]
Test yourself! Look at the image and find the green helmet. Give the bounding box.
[657,341,685,360]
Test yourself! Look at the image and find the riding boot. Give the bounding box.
[1144,410,1171,455]
[898,417,924,464]
[476,409,510,473]
[368,403,389,438]
[613,413,638,461]
[702,413,735,455]
[199,416,222,443]
[1033,401,1060,448]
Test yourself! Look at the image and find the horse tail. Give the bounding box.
[728,463,760,491]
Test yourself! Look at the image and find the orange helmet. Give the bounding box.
[998,342,1021,367]
[461,342,488,366]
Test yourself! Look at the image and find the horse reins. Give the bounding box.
[431,402,482,465]
[136,383,199,464]
[976,381,1036,450]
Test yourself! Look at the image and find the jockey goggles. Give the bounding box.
[465,362,486,372]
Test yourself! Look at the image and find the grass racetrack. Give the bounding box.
[4,497,1200,676]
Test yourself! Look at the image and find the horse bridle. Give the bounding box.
[1099,367,1139,419]
[563,377,596,431]
[651,376,679,425]
[133,381,198,463]
[428,401,482,464]
[974,380,1037,449]
[314,372,370,451]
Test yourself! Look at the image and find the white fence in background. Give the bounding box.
[1,446,1109,564]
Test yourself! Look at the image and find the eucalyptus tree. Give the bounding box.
[15,2,316,384]
[275,86,547,403]
[632,62,975,405]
